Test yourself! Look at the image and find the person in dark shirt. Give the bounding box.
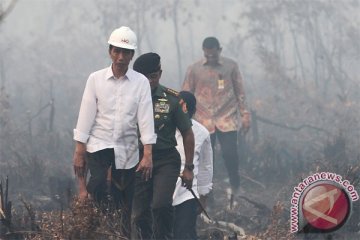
[132,53,195,239]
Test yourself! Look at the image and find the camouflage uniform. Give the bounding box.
[132,85,192,240]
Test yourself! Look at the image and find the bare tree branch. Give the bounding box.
[256,113,331,134]
[0,0,19,23]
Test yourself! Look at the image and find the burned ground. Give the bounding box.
[1,132,359,240]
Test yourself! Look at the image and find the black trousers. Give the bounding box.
[132,148,181,240]
[174,199,198,240]
[210,129,240,190]
[86,148,136,238]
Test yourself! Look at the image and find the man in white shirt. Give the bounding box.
[72,26,156,238]
[173,91,213,240]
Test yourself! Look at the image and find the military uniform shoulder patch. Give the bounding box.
[164,87,179,97]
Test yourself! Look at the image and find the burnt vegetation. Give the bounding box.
[1,0,360,239]
[1,131,359,239]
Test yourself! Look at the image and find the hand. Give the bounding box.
[73,142,86,178]
[241,113,251,134]
[78,175,88,201]
[78,186,89,201]
[78,192,88,201]
[180,168,194,189]
[136,153,153,181]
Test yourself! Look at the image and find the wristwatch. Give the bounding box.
[184,163,194,171]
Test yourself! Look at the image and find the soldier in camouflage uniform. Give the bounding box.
[132,53,195,240]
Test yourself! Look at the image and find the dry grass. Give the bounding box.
[1,132,359,240]
[2,198,129,240]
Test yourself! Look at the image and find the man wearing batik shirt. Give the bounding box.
[182,36,250,198]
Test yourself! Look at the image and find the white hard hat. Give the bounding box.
[108,26,137,50]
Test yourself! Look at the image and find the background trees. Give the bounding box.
[0,0,359,237]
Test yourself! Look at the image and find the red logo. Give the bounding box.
[121,39,129,43]
[301,183,350,232]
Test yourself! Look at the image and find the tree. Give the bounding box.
[0,0,18,24]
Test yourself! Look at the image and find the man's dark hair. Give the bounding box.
[179,91,196,118]
[202,37,220,49]
[109,44,135,54]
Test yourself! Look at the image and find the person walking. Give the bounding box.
[72,26,157,238]
[132,53,195,240]
[182,37,250,199]
[173,91,213,240]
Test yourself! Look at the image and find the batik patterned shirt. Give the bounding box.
[182,57,247,133]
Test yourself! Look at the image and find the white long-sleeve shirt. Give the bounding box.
[73,66,157,169]
[173,119,213,206]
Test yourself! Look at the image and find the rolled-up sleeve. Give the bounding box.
[138,80,157,145]
[197,135,213,195]
[73,74,97,143]
[73,129,89,143]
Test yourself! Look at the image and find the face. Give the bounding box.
[109,46,134,68]
[203,47,222,65]
[146,69,162,90]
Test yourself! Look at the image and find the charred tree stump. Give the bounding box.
[0,176,12,235]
